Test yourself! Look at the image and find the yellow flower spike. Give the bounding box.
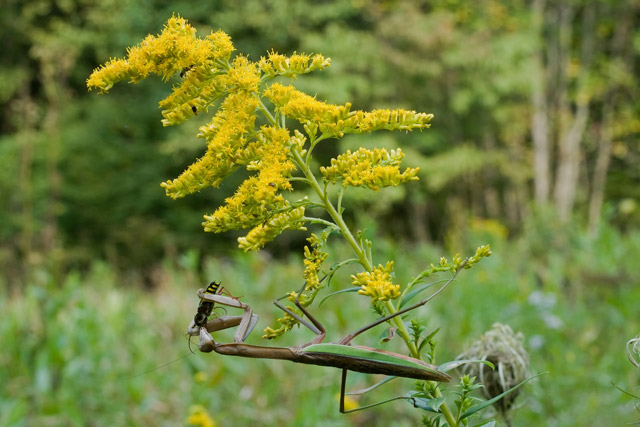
[87,15,233,94]
[263,231,330,338]
[202,123,298,235]
[264,83,350,132]
[302,233,329,291]
[464,245,492,268]
[320,147,419,190]
[237,206,307,252]
[159,70,229,126]
[161,92,259,198]
[262,309,301,339]
[259,51,331,78]
[353,262,401,303]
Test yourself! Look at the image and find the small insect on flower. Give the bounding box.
[180,65,193,78]
[192,106,198,115]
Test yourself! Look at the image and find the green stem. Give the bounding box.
[302,216,337,229]
[291,148,371,271]
[433,385,457,426]
[383,300,419,358]
[256,96,277,125]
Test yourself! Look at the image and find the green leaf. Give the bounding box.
[319,286,360,306]
[410,396,446,412]
[612,382,640,400]
[323,258,359,290]
[460,372,546,419]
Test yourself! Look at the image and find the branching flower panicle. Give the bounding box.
[87,15,434,253]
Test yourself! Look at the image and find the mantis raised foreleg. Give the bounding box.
[186,265,466,413]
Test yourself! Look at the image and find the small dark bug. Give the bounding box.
[191,106,198,115]
[180,65,193,78]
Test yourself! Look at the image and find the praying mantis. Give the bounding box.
[186,264,466,413]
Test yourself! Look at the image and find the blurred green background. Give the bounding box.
[1,0,639,425]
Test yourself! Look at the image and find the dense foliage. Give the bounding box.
[2,0,638,281]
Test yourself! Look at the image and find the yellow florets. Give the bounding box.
[226,56,260,93]
[302,233,329,291]
[186,405,216,427]
[161,92,259,197]
[353,262,401,302]
[259,51,331,78]
[264,83,433,139]
[265,83,351,128]
[201,126,302,239]
[321,147,419,190]
[238,206,306,251]
[87,15,234,93]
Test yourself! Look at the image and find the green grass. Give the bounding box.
[1,226,639,426]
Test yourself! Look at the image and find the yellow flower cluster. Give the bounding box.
[420,245,493,279]
[462,244,493,268]
[238,206,306,251]
[258,51,331,78]
[353,262,401,302]
[160,55,259,127]
[265,83,433,138]
[186,405,216,427]
[159,70,228,126]
[302,232,329,291]
[264,83,352,136]
[161,91,259,198]
[320,147,419,190]
[263,306,300,339]
[202,126,302,239]
[87,15,233,93]
[226,55,261,93]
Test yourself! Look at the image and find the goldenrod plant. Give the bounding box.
[89,15,498,423]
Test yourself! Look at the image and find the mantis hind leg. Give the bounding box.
[339,368,414,414]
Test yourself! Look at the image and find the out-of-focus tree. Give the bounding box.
[1,0,638,284]
[299,0,639,239]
